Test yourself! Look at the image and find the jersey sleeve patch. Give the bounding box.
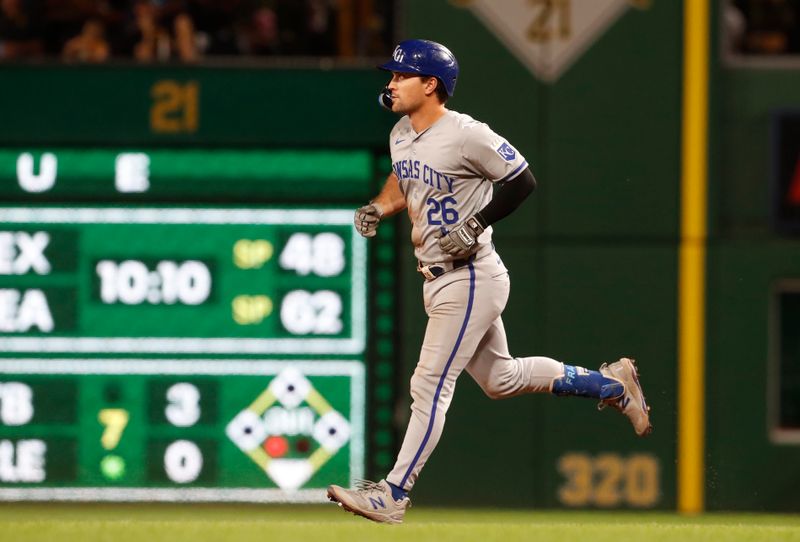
[461,121,526,183]
[496,142,516,162]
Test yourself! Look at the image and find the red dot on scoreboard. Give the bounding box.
[296,438,310,453]
[264,436,289,457]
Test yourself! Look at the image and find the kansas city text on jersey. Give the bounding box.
[392,160,455,193]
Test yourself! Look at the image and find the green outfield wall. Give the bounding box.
[0,0,797,512]
[707,26,800,510]
[401,0,681,510]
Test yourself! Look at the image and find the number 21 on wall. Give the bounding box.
[150,80,199,134]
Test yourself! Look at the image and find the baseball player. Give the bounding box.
[328,39,652,524]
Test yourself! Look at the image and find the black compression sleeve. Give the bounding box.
[474,168,537,227]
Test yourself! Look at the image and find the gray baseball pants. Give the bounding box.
[386,251,564,491]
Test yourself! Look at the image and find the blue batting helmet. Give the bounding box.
[379,39,459,96]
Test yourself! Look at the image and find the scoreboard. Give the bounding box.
[0,148,396,502]
[0,359,363,502]
[0,207,365,353]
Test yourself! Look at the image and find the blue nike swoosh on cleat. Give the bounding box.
[395,138,405,144]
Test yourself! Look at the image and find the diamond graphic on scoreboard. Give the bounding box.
[225,367,351,490]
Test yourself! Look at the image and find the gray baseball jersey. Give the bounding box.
[389,110,528,263]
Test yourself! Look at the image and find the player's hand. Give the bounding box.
[438,216,485,257]
[354,203,384,238]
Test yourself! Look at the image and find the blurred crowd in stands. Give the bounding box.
[727,0,800,55]
[0,0,393,62]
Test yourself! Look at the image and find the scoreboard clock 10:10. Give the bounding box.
[0,208,367,355]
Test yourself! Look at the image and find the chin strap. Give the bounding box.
[378,87,393,110]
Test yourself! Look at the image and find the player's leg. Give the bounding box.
[385,261,508,493]
[328,260,507,521]
[465,316,564,398]
[466,322,652,435]
[462,259,567,397]
[463,259,652,436]
[466,325,622,401]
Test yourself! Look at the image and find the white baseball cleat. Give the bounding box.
[598,357,653,437]
[327,479,411,524]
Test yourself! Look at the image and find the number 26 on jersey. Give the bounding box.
[426,196,459,225]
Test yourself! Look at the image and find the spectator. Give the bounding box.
[171,9,196,60]
[42,0,100,55]
[737,0,798,54]
[239,6,281,56]
[0,0,45,59]
[186,0,244,56]
[305,0,336,56]
[724,0,747,53]
[131,0,197,62]
[0,0,394,62]
[62,18,110,62]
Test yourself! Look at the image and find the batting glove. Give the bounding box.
[438,215,485,257]
[354,202,384,238]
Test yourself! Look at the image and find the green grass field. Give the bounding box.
[1,504,799,542]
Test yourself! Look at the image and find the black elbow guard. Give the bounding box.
[518,168,537,192]
[475,167,537,226]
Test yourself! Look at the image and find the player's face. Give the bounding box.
[387,72,430,114]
